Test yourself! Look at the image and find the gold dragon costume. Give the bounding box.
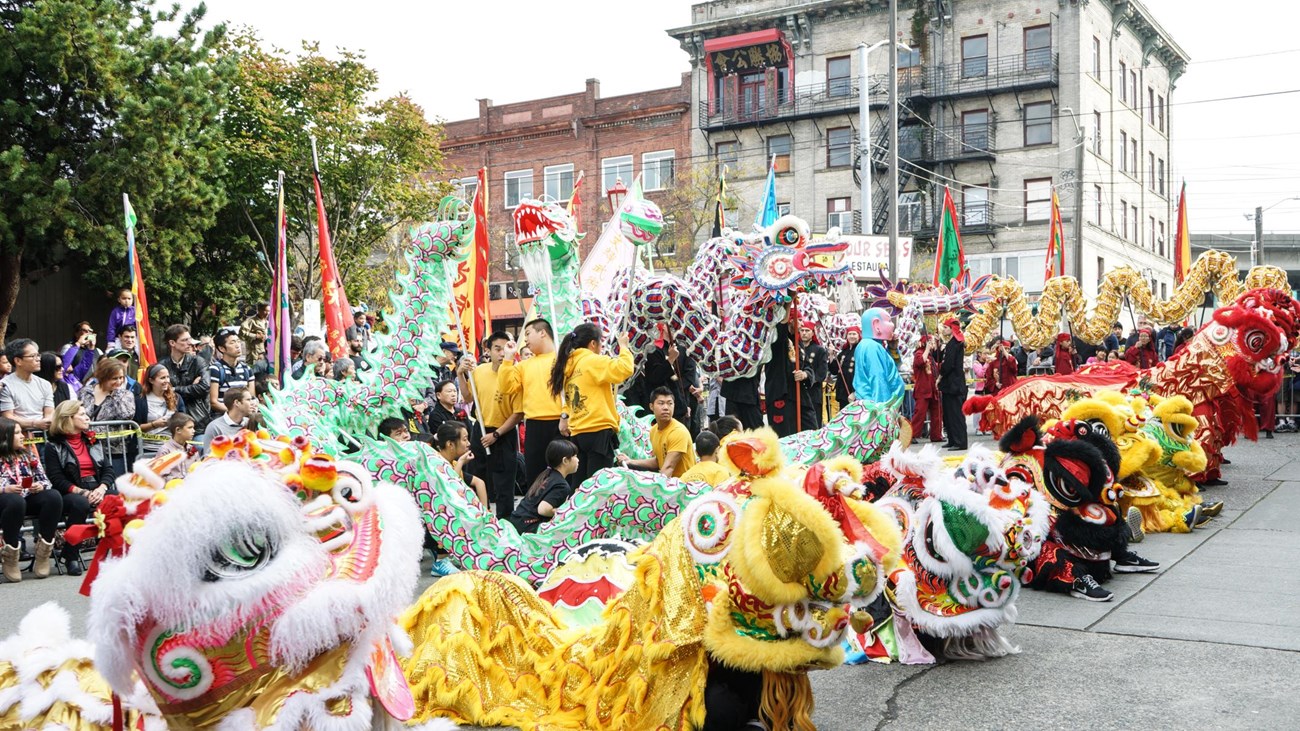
[399,429,903,731]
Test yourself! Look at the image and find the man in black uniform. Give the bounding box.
[795,321,829,430]
[938,317,968,450]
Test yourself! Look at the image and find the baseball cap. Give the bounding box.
[106,348,133,361]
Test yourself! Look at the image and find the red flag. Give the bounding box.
[1173,182,1191,286]
[1044,189,1065,282]
[313,140,353,360]
[567,171,585,235]
[123,195,156,366]
[453,167,491,359]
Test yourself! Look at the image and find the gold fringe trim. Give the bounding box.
[759,670,817,731]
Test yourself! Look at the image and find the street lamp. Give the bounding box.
[606,178,628,213]
[1247,196,1300,267]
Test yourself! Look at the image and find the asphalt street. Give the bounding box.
[4,434,1298,730]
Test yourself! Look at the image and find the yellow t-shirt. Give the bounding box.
[678,460,731,487]
[498,352,563,420]
[470,363,522,428]
[565,347,634,434]
[650,418,696,478]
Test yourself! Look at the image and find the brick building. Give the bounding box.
[440,75,692,327]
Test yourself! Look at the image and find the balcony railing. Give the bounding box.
[701,78,862,129]
[923,124,997,162]
[913,52,1058,101]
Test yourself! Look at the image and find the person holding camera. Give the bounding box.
[60,323,101,395]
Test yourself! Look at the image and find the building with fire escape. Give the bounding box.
[668,0,1188,300]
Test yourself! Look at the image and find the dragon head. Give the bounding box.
[1139,394,1208,474]
[89,433,423,728]
[1204,287,1300,397]
[512,198,581,257]
[728,215,851,305]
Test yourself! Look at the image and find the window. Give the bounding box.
[1158,221,1166,257]
[1093,111,1103,154]
[768,134,792,173]
[827,197,853,231]
[543,164,574,203]
[1092,36,1101,78]
[1131,204,1139,242]
[963,109,990,151]
[1129,70,1138,111]
[1147,87,1156,124]
[1025,178,1052,222]
[642,150,675,191]
[777,202,791,217]
[1130,138,1139,178]
[1145,152,1154,189]
[898,46,921,68]
[715,141,739,172]
[504,169,532,208]
[826,127,853,167]
[827,56,852,97]
[962,35,988,78]
[1158,158,1166,196]
[1024,101,1053,146]
[1161,282,1167,300]
[1097,256,1105,279]
[899,191,923,233]
[1094,184,1103,224]
[964,186,991,226]
[1120,200,1128,239]
[453,176,478,202]
[1158,95,1166,133]
[1119,131,1128,172]
[1025,25,1051,70]
[1149,217,1156,251]
[601,155,632,193]
[1119,62,1127,103]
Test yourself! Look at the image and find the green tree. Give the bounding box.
[0,0,232,340]
[211,32,447,327]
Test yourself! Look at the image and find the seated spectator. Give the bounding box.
[403,397,431,437]
[0,417,60,581]
[155,413,198,481]
[428,421,487,578]
[292,339,329,379]
[44,400,116,576]
[678,431,730,487]
[508,438,578,534]
[617,387,696,478]
[378,417,411,443]
[79,358,137,477]
[333,358,356,381]
[135,364,184,459]
[708,415,742,442]
[202,387,258,452]
[2,339,54,431]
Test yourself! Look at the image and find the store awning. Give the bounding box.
[703,28,783,53]
[489,297,532,321]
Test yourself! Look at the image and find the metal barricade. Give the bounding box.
[89,419,142,474]
[23,428,47,449]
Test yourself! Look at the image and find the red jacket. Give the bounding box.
[912,347,936,399]
[1055,344,1076,375]
[1123,343,1159,369]
[984,354,1018,394]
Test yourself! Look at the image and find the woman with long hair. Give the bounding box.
[79,358,135,476]
[42,400,116,576]
[549,322,633,489]
[36,352,72,407]
[508,439,579,534]
[0,417,61,582]
[135,363,185,458]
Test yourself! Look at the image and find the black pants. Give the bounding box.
[61,490,92,560]
[567,428,617,490]
[769,396,819,437]
[726,401,764,431]
[0,489,62,545]
[483,426,519,520]
[523,418,562,490]
[941,391,968,448]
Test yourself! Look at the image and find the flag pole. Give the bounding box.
[446,257,491,456]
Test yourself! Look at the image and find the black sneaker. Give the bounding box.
[1114,551,1160,573]
[1070,574,1113,602]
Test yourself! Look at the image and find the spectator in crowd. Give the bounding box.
[508,438,578,535]
[292,339,329,379]
[349,334,372,373]
[115,325,141,381]
[402,397,432,438]
[240,303,270,367]
[431,422,488,554]
[971,350,989,400]
[460,331,523,520]
[155,413,198,481]
[425,379,460,433]
[162,325,211,429]
[1123,328,1159,369]
[428,341,459,385]
[984,339,1019,396]
[1073,334,1099,364]
[106,288,135,348]
[641,327,699,432]
[1,339,53,432]
[61,323,99,394]
[207,330,255,420]
[195,334,216,368]
[708,415,743,443]
[44,400,116,576]
[832,325,861,412]
[678,430,730,487]
[498,319,564,487]
[289,335,304,365]
[135,364,183,459]
[911,334,943,443]
[37,352,72,407]
[104,349,141,398]
[78,359,136,477]
[201,387,257,452]
[345,306,372,351]
[378,417,412,443]
[1172,327,1195,358]
[1054,333,1077,376]
[1125,317,1152,349]
[794,322,829,430]
[938,319,968,451]
[1103,322,1123,353]
[1011,340,1029,376]
[333,358,356,381]
[1156,323,1180,360]
[0,417,60,582]
[618,387,696,477]
[550,323,634,489]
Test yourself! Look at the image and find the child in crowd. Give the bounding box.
[106,288,135,348]
[709,415,742,442]
[508,439,578,534]
[678,430,731,487]
[156,413,198,481]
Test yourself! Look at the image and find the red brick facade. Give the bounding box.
[440,75,691,323]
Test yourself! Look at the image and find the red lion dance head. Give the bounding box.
[1209,288,1300,398]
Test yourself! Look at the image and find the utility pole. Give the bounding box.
[887,0,899,279]
[858,42,871,235]
[1074,124,1086,280]
[1255,205,1264,267]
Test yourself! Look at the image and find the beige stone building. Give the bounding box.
[668,0,1188,299]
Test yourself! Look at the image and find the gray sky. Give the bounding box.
[193,0,1300,235]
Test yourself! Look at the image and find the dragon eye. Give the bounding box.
[1244,329,1267,354]
[203,530,276,582]
[1087,420,1110,439]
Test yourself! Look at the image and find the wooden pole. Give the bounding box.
[791,292,802,432]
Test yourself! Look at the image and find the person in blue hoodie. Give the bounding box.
[853,308,904,404]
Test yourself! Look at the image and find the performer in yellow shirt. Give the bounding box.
[457,331,524,519]
[498,319,564,487]
[619,387,696,478]
[678,430,730,487]
[550,322,634,488]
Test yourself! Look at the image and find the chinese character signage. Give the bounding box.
[710,41,787,76]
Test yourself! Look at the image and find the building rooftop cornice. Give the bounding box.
[666,0,874,41]
[1106,0,1191,73]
